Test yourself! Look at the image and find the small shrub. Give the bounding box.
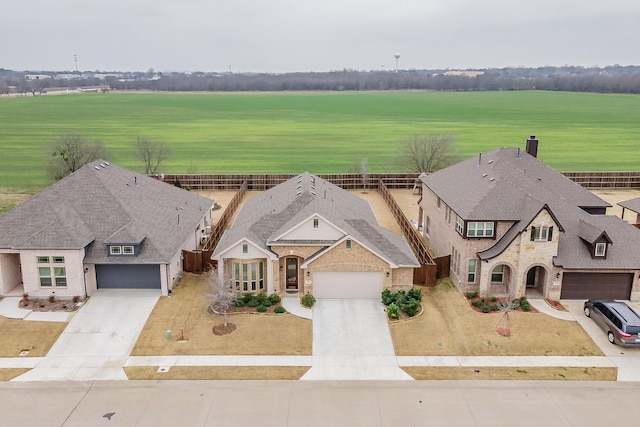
[387,302,400,319]
[490,297,498,303]
[520,300,531,312]
[465,291,478,299]
[233,298,246,307]
[247,298,260,308]
[472,300,485,308]
[381,289,395,305]
[269,293,281,304]
[48,295,56,303]
[261,298,273,308]
[394,290,407,307]
[481,304,491,313]
[22,293,29,301]
[488,304,500,312]
[242,293,254,304]
[301,293,316,308]
[72,295,81,303]
[407,288,423,302]
[256,293,267,303]
[274,305,286,314]
[402,299,421,317]
[256,304,268,313]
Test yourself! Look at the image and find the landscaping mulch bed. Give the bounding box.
[465,295,539,314]
[212,323,237,336]
[545,298,567,311]
[18,298,83,312]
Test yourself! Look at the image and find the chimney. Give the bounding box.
[525,135,538,158]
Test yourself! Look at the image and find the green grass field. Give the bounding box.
[1,90,639,192]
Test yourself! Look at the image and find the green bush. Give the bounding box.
[269,293,281,304]
[256,293,267,303]
[520,300,531,312]
[301,293,316,308]
[465,291,479,299]
[242,293,254,304]
[481,304,492,313]
[394,290,407,307]
[247,298,260,308]
[261,298,273,308]
[274,305,286,314]
[381,289,395,305]
[256,304,268,313]
[407,288,423,302]
[387,302,400,319]
[402,299,421,317]
[490,297,498,303]
[472,299,485,308]
[233,298,246,307]
[488,304,500,312]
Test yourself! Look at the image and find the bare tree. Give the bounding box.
[48,134,108,180]
[206,269,235,327]
[346,158,369,191]
[394,133,458,173]
[136,136,169,175]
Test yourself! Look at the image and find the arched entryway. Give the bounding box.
[488,263,514,298]
[525,266,547,298]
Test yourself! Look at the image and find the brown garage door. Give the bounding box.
[560,272,633,300]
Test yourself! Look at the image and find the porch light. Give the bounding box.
[386,272,390,278]
[306,271,310,277]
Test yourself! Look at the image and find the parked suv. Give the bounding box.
[583,299,640,347]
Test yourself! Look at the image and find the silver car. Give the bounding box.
[583,299,640,347]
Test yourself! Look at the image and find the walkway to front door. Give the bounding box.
[301,299,412,380]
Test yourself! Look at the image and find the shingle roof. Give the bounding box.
[422,147,640,269]
[0,161,215,264]
[619,197,640,214]
[213,172,419,267]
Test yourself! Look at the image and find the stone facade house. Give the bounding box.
[418,137,640,301]
[0,161,215,299]
[212,173,419,298]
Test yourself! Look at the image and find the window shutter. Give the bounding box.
[530,226,536,241]
[548,226,553,241]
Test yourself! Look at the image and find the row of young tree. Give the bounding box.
[47,133,457,183]
[2,65,640,95]
[48,135,169,181]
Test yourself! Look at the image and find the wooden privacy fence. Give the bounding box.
[182,180,248,273]
[378,180,437,286]
[163,171,640,190]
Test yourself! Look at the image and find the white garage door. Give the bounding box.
[313,272,384,299]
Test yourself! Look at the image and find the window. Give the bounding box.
[242,264,248,291]
[313,218,319,229]
[346,239,352,250]
[242,243,248,254]
[491,265,504,283]
[251,263,257,291]
[39,267,52,287]
[595,242,607,257]
[467,222,494,237]
[455,216,464,235]
[467,259,477,283]
[122,246,134,255]
[445,206,451,223]
[37,257,67,287]
[451,247,460,274]
[234,263,240,290]
[437,197,441,209]
[54,267,67,287]
[110,246,122,255]
[259,262,264,290]
[531,226,553,242]
[37,256,49,264]
[425,216,431,236]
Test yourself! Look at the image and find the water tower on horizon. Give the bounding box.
[394,53,400,73]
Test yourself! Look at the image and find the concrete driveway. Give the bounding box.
[563,300,640,381]
[301,299,411,380]
[13,289,159,382]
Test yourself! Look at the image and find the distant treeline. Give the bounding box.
[2,65,640,94]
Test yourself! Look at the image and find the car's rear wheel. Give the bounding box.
[608,331,616,344]
[584,307,590,317]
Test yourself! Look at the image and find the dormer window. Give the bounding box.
[531,226,553,242]
[467,222,494,238]
[313,218,319,229]
[110,246,122,255]
[595,242,607,257]
[242,243,248,254]
[108,244,139,257]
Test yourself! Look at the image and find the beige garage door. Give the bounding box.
[313,272,384,299]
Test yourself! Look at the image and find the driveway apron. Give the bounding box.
[301,299,412,380]
[13,289,159,382]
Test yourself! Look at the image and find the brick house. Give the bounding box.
[418,137,640,301]
[0,161,215,298]
[212,172,419,298]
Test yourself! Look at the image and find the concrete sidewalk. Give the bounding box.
[0,297,75,322]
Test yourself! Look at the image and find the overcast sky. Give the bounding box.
[3,0,639,73]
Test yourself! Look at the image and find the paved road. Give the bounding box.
[1,380,640,426]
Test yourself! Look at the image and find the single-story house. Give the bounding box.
[418,137,640,301]
[212,172,420,299]
[0,160,215,298]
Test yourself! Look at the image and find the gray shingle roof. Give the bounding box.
[619,197,640,214]
[213,173,419,267]
[0,161,215,264]
[422,147,640,269]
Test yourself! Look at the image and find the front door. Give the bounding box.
[286,258,298,290]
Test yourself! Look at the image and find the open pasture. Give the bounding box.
[0,90,638,191]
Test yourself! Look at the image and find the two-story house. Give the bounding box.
[418,137,640,301]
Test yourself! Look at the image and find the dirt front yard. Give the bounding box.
[390,281,603,357]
